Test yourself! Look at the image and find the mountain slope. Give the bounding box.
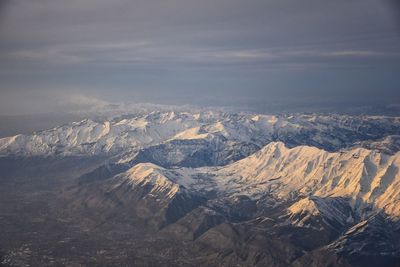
[1,112,400,157]
[73,141,400,224]
[149,142,399,220]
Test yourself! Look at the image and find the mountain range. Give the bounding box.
[0,109,399,266]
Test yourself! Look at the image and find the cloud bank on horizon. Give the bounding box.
[0,0,399,115]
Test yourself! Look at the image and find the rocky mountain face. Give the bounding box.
[0,109,399,266]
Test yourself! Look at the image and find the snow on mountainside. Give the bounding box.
[75,139,400,264]
[119,163,190,199]
[0,111,268,156]
[0,112,200,156]
[0,110,400,157]
[120,142,400,220]
[287,196,354,228]
[217,143,400,219]
[353,135,400,155]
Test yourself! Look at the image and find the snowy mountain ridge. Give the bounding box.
[1,110,400,157]
[112,142,400,220]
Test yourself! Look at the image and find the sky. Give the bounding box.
[0,0,400,115]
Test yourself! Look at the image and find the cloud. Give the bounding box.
[5,49,86,64]
[0,0,399,114]
[0,86,112,115]
[323,50,385,57]
[3,43,397,70]
[55,92,110,111]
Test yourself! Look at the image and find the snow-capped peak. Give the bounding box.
[1,111,400,157]
[121,163,182,199]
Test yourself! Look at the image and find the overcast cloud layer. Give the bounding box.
[0,0,399,114]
